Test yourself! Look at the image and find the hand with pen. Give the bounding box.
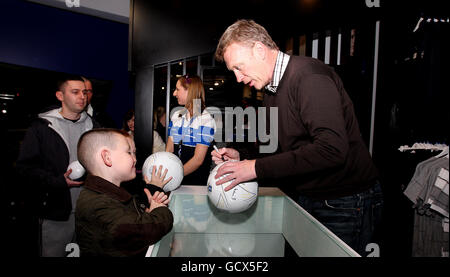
[211,146,257,191]
[212,145,240,164]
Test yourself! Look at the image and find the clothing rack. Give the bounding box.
[413,16,450,32]
[402,141,449,257]
[398,142,449,153]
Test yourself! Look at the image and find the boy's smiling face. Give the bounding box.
[110,134,136,183]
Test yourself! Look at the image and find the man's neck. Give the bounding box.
[60,107,81,121]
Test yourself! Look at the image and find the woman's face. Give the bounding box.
[127,115,135,132]
[173,80,188,106]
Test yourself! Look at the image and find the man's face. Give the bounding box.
[57,80,87,114]
[223,42,270,90]
[84,80,93,104]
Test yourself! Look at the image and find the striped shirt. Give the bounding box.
[265,51,290,93]
[168,108,216,185]
[168,109,216,148]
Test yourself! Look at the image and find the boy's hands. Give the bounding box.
[144,165,173,189]
[143,189,170,213]
[142,165,172,212]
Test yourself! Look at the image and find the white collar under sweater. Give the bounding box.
[265,51,290,93]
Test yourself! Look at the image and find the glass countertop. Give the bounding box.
[146,186,359,257]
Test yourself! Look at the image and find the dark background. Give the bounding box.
[0,0,132,257]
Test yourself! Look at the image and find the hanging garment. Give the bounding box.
[403,152,449,257]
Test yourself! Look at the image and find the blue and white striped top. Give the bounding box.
[168,109,216,148]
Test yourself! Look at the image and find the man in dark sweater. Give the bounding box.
[212,19,383,256]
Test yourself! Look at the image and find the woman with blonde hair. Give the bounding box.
[166,75,216,186]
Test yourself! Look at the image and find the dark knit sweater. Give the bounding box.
[255,55,379,200]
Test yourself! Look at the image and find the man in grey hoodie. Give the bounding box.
[16,75,97,257]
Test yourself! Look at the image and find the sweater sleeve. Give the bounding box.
[152,131,166,153]
[255,74,349,179]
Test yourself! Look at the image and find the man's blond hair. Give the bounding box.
[215,19,278,62]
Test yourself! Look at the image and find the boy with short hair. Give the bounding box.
[75,128,173,257]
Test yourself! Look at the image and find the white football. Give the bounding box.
[142,151,184,192]
[67,160,85,180]
[207,162,258,213]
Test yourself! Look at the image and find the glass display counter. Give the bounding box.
[146,186,359,257]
